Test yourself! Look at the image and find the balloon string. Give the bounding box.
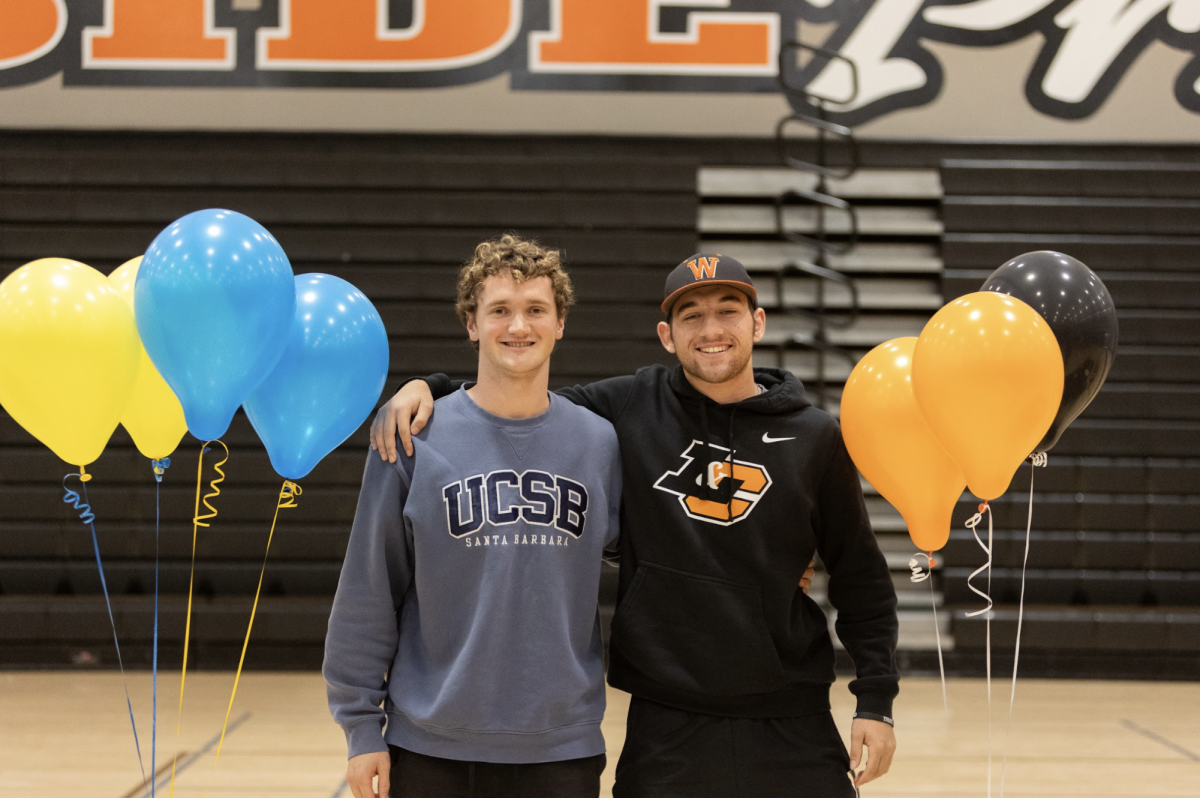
[999,454,1046,797]
[964,502,993,798]
[151,459,170,798]
[908,551,948,712]
[211,480,302,776]
[63,474,146,787]
[170,441,228,798]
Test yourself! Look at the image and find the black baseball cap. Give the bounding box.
[661,253,757,316]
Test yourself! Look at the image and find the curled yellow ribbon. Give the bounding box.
[212,480,302,768]
[170,441,229,798]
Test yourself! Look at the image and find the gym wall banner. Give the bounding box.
[2,0,1199,136]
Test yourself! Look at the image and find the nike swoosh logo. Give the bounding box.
[762,433,795,443]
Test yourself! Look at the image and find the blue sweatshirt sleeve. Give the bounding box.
[323,449,415,758]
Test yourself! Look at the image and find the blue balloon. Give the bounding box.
[136,210,296,440]
[243,274,390,480]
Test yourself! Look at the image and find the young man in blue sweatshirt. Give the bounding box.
[374,254,900,798]
[324,235,621,798]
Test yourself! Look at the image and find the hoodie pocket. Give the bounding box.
[612,562,786,697]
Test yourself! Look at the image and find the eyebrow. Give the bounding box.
[674,293,745,315]
[480,297,552,309]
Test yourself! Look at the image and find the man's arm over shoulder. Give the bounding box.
[323,450,416,758]
[403,373,460,399]
[813,426,900,719]
[555,375,638,423]
[374,373,640,460]
[412,372,639,418]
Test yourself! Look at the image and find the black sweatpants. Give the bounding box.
[387,745,606,798]
[613,697,857,798]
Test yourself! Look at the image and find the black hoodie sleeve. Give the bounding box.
[553,376,638,422]
[397,374,461,398]
[814,433,900,719]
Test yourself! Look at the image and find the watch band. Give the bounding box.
[852,711,894,727]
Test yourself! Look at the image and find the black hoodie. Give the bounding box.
[422,365,899,719]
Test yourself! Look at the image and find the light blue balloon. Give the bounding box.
[243,274,390,480]
[136,209,296,440]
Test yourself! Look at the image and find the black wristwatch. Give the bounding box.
[852,711,894,727]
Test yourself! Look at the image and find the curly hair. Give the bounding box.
[455,234,575,327]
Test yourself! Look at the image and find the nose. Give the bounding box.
[509,312,530,334]
[699,312,724,338]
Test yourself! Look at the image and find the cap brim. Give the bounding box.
[661,280,758,314]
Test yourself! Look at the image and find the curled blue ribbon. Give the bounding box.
[63,473,147,787]
[61,480,95,525]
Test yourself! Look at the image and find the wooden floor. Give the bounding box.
[2,672,1198,797]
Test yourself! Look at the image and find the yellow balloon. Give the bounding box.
[108,257,189,460]
[842,338,966,552]
[913,292,1064,501]
[0,258,139,467]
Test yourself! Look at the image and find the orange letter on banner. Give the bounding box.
[259,0,518,70]
[532,0,777,74]
[0,0,65,69]
[84,0,234,69]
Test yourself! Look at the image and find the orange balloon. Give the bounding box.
[841,338,965,552]
[913,292,1064,501]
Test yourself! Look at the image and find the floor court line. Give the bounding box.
[1120,719,1200,762]
[124,712,252,798]
[119,758,180,798]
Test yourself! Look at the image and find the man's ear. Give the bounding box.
[466,312,479,342]
[555,314,565,340]
[657,320,676,353]
[753,307,766,343]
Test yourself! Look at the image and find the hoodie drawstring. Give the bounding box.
[699,400,739,518]
[699,400,713,501]
[725,407,737,512]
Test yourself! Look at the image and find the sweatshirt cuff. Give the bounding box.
[853,691,895,720]
[344,719,388,759]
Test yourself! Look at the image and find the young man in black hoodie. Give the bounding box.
[373,254,899,797]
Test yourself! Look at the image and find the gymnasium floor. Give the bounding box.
[2,672,1197,797]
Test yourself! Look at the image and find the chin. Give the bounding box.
[683,361,732,385]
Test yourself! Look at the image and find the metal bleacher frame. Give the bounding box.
[771,41,861,412]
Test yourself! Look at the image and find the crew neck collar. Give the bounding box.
[454,384,557,428]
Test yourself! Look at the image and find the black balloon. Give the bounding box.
[981,251,1118,453]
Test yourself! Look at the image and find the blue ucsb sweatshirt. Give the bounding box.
[324,388,621,764]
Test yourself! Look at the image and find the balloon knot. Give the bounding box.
[278,480,303,509]
[78,465,92,483]
[908,552,934,583]
[152,458,172,482]
[977,501,988,513]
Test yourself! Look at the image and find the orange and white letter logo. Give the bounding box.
[83,0,235,70]
[258,0,520,71]
[687,256,718,280]
[0,0,65,70]
[531,0,778,75]
[654,440,772,525]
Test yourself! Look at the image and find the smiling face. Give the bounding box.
[467,271,564,381]
[658,284,766,387]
